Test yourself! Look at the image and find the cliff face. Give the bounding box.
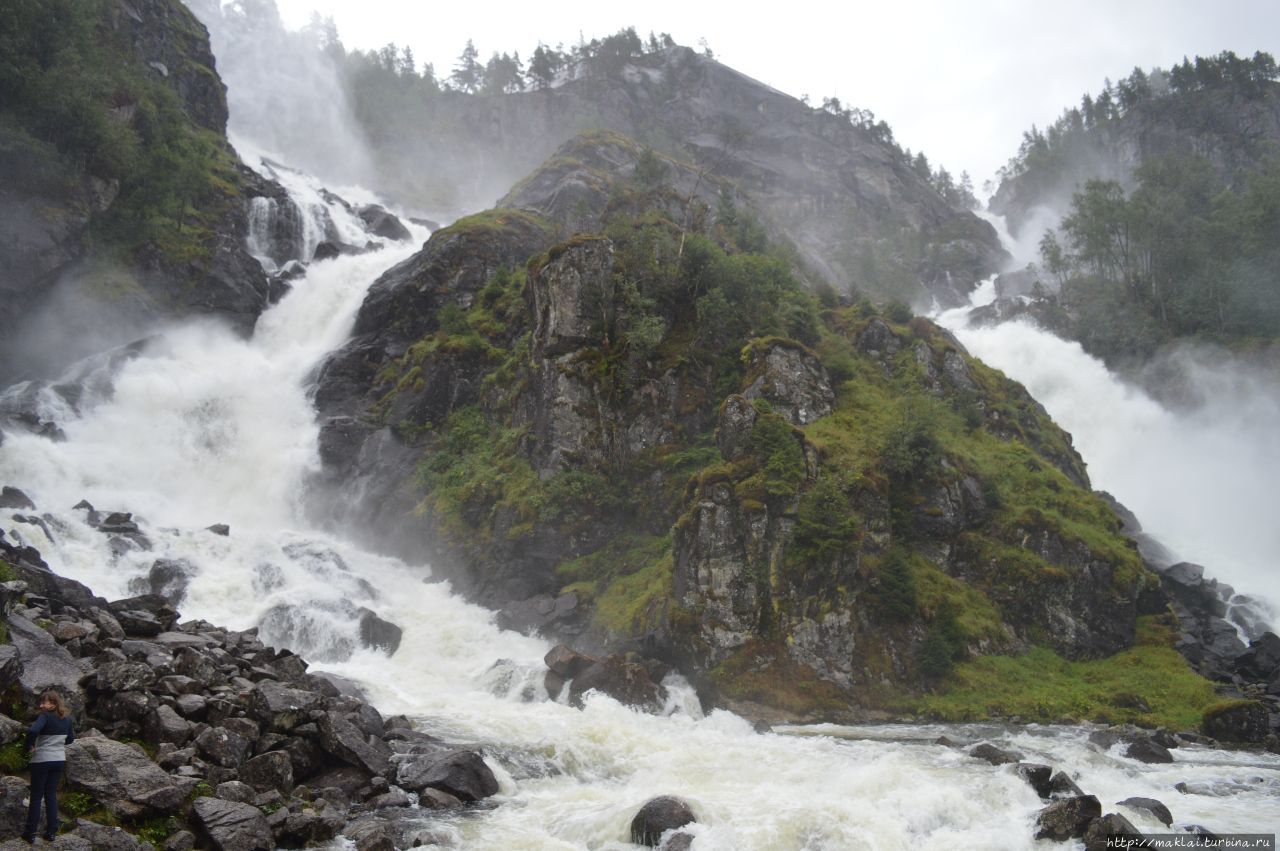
[0,0,282,382]
[364,47,1005,307]
[313,132,1155,718]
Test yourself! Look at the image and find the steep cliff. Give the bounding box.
[313,132,1182,721]
[0,0,285,382]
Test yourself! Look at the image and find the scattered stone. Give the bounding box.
[206,524,231,536]
[418,788,464,810]
[630,796,697,847]
[968,743,1024,765]
[1117,797,1172,827]
[1124,738,1173,764]
[1047,771,1085,799]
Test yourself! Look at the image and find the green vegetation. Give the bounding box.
[709,641,850,717]
[0,740,29,773]
[559,534,674,634]
[0,0,245,270]
[912,616,1218,728]
[1041,152,1280,358]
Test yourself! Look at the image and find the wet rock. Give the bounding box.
[192,797,275,851]
[213,782,258,804]
[395,749,498,802]
[1117,797,1172,827]
[1083,813,1142,850]
[1016,763,1054,798]
[968,743,1024,765]
[418,788,464,810]
[630,796,697,847]
[1235,633,1280,681]
[341,820,396,851]
[357,205,411,242]
[67,736,197,818]
[96,660,158,693]
[1034,795,1102,841]
[356,607,402,654]
[544,644,598,679]
[569,653,668,712]
[0,486,35,509]
[1202,699,1270,743]
[1047,771,1085,799]
[1124,738,1173,764]
[129,558,197,606]
[206,524,231,536]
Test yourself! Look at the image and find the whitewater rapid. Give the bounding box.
[2,165,1279,848]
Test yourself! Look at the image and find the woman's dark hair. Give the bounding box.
[39,690,69,719]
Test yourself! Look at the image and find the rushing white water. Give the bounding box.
[936,281,1280,622]
[2,167,1279,848]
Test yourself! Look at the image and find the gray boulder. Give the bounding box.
[238,751,294,795]
[7,611,83,713]
[66,736,197,818]
[1083,813,1142,850]
[1015,763,1053,798]
[192,797,276,851]
[143,704,194,746]
[195,725,252,768]
[1124,738,1173,764]
[317,711,391,776]
[70,819,150,851]
[1118,797,1172,827]
[395,749,499,802]
[630,796,697,847]
[1035,795,1102,841]
[247,681,321,732]
[968,743,1024,765]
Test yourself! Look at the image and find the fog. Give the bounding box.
[186,0,376,189]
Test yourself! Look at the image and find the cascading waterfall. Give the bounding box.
[2,162,1279,848]
[935,277,1280,626]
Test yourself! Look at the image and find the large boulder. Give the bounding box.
[630,796,697,847]
[1124,738,1173,764]
[1202,700,1270,743]
[316,711,392,776]
[1235,632,1280,681]
[1083,813,1142,851]
[6,611,84,714]
[394,749,499,802]
[0,775,29,840]
[1118,797,1172,827]
[1035,795,1102,841]
[66,736,197,818]
[194,725,252,768]
[247,681,323,732]
[568,654,668,712]
[192,797,275,851]
[238,751,294,795]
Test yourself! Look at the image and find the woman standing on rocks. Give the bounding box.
[22,690,74,843]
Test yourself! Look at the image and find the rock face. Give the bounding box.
[1202,700,1270,743]
[0,0,286,383]
[68,736,198,818]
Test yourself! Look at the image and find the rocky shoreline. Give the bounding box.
[3,493,1279,850]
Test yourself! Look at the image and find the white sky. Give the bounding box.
[274,0,1280,192]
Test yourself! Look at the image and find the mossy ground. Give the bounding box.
[907,616,1218,729]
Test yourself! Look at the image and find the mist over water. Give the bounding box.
[936,282,1280,620]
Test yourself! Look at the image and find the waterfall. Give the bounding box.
[936,280,1280,625]
[2,163,1278,847]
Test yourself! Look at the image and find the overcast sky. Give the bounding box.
[273,0,1280,193]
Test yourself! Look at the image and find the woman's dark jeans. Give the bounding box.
[24,761,63,839]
